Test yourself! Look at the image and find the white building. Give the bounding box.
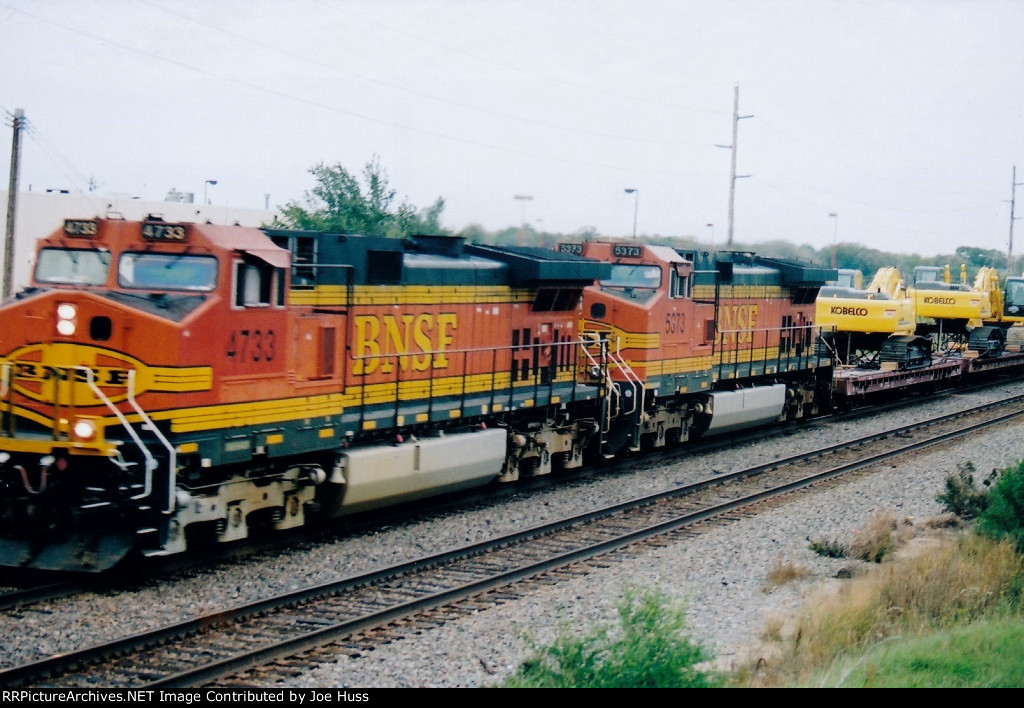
[0,190,278,294]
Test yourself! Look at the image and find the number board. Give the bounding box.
[64,220,98,237]
[612,245,643,257]
[557,243,584,255]
[141,223,188,241]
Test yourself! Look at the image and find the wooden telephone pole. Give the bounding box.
[4,109,25,301]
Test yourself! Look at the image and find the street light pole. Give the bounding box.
[624,188,638,239]
[204,179,218,205]
[706,223,715,248]
[514,194,533,246]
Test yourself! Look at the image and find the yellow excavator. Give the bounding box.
[816,267,927,368]
[907,264,999,355]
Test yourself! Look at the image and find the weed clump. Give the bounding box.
[500,589,724,688]
[763,558,811,592]
[808,537,848,558]
[808,512,909,563]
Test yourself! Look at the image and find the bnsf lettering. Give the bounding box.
[717,304,759,345]
[923,296,956,305]
[353,313,457,375]
[13,363,129,386]
[830,306,869,316]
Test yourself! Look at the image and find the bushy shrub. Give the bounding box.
[937,461,997,520]
[978,460,1024,553]
[500,589,723,688]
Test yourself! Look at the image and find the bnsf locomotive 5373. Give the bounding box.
[0,217,838,571]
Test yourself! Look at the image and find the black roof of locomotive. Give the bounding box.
[262,228,610,287]
[465,243,611,285]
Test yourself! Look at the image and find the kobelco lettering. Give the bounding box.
[829,306,869,316]
[923,296,956,305]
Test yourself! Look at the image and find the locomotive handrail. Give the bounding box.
[75,366,155,502]
[0,363,10,438]
[711,322,825,380]
[608,336,642,418]
[577,335,616,434]
[125,369,176,514]
[576,333,643,442]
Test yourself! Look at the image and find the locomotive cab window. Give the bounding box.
[270,234,318,287]
[118,253,218,291]
[599,264,661,289]
[234,260,284,307]
[35,247,110,286]
[671,265,691,299]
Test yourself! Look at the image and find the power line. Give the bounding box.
[140,0,707,149]
[0,2,702,178]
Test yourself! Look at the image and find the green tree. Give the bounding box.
[271,158,447,238]
[955,246,1006,271]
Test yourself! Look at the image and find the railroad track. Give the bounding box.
[3,393,1022,689]
[0,582,84,612]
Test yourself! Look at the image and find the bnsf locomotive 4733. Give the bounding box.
[0,215,886,572]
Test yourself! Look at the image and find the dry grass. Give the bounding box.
[763,558,811,592]
[923,512,963,530]
[847,511,915,563]
[737,533,1024,686]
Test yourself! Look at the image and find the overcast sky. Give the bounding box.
[3,0,1024,258]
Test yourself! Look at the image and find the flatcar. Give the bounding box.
[815,261,1024,407]
[0,217,839,572]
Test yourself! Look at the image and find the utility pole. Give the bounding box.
[716,85,753,246]
[1009,166,1023,276]
[4,109,25,301]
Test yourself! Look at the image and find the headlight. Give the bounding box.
[56,302,77,336]
[72,419,97,441]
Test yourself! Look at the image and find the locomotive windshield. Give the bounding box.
[599,264,661,289]
[118,252,218,291]
[35,247,110,286]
